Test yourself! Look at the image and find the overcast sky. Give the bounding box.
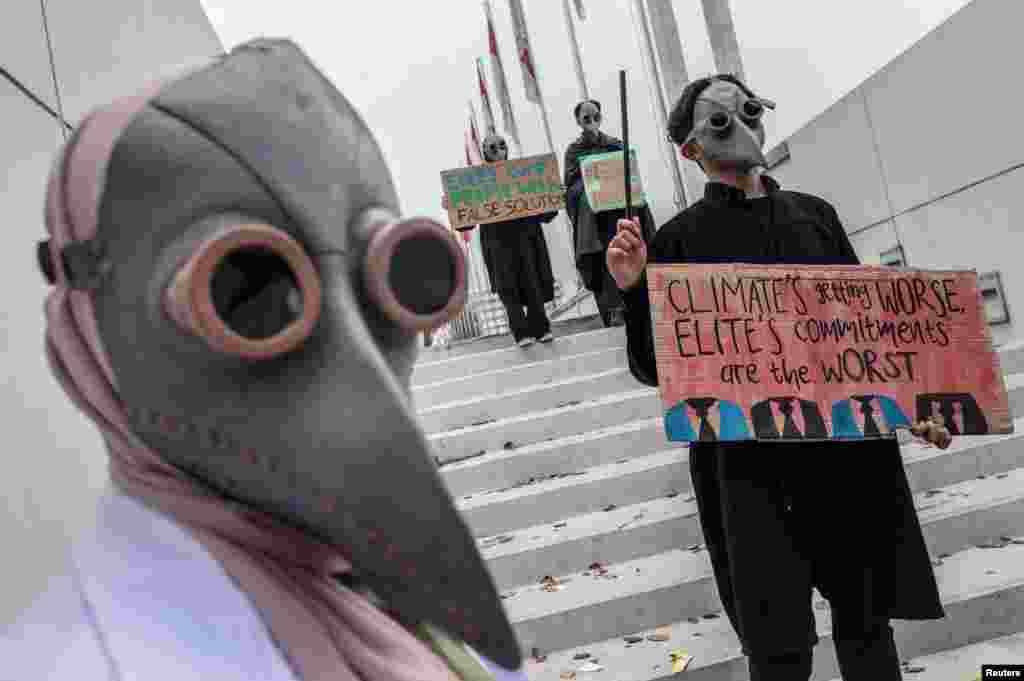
[198,0,971,232]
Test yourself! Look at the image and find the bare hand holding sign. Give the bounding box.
[607,217,647,290]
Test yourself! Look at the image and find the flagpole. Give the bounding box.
[629,0,688,210]
[561,0,588,101]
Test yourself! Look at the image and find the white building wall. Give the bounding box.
[770,0,1021,346]
[1,0,221,626]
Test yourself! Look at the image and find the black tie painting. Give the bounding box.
[856,396,882,437]
[689,397,718,441]
[915,393,989,435]
[750,397,830,440]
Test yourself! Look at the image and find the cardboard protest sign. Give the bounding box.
[581,149,647,213]
[647,264,1013,442]
[442,153,564,230]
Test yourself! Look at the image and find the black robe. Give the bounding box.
[563,132,656,303]
[478,212,556,305]
[620,175,944,655]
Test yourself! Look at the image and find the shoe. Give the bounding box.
[539,332,554,343]
[517,338,535,348]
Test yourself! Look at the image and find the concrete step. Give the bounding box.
[412,327,626,385]
[420,368,642,434]
[477,447,1024,593]
[440,416,679,498]
[457,449,689,540]
[412,347,629,411]
[998,338,1024,376]
[829,631,1024,680]
[429,388,661,465]
[417,314,605,362]
[518,542,1024,677]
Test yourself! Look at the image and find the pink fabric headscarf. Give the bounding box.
[42,85,460,681]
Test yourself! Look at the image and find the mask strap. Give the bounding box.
[37,238,111,290]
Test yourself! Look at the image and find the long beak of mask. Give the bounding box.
[44,39,520,669]
[690,99,772,171]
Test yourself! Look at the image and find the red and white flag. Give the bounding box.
[484,0,521,149]
[468,100,483,156]
[507,0,542,104]
[476,58,497,135]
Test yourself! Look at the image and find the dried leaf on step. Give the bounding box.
[603,504,617,512]
[669,651,693,673]
[559,672,576,680]
[648,626,672,642]
[573,653,591,660]
[624,635,644,644]
[577,661,604,672]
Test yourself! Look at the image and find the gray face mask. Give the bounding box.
[686,81,774,171]
[482,134,508,162]
[577,103,602,137]
[39,39,519,670]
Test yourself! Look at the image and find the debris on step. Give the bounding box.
[437,450,486,468]
[557,400,582,409]
[977,538,1011,549]
[503,441,517,450]
[997,473,1009,479]
[469,418,496,427]
[686,617,700,624]
[665,491,679,498]
[554,521,568,529]
[499,591,516,600]
[587,562,610,577]
[602,504,618,512]
[648,626,672,642]
[701,612,719,620]
[688,544,704,553]
[541,575,564,592]
[931,558,944,567]
[573,653,591,660]
[623,635,644,644]
[559,672,575,680]
[924,489,942,497]
[577,661,604,673]
[670,651,693,673]
[901,660,926,674]
[616,513,644,531]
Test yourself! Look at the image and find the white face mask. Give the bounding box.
[482,134,508,162]
[687,81,773,171]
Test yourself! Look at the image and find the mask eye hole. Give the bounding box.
[708,111,732,132]
[742,100,764,121]
[165,222,322,359]
[210,248,302,339]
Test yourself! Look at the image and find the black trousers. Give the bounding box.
[500,283,549,343]
[690,446,904,681]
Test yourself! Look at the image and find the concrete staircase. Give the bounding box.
[414,326,1024,680]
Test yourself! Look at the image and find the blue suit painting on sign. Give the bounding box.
[831,394,911,438]
[665,397,752,442]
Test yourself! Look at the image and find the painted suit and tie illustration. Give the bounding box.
[915,392,988,435]
[751,396,830,440]
[665,397,752,442]
[831,394,911,438]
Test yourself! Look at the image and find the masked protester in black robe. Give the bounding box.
[606,75,946,681]
[457,134,557,347]
[563,100,656,327]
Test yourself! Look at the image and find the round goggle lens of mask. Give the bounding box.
[708,111,732,134]
[363,216,467,331]
[742,100,764,120]
[165,222,322,359]
[581,113,601,125]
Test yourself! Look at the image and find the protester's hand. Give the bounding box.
[909,418,953,449]
[606,218,647,290]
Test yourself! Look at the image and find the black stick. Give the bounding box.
[620,69,632,222]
